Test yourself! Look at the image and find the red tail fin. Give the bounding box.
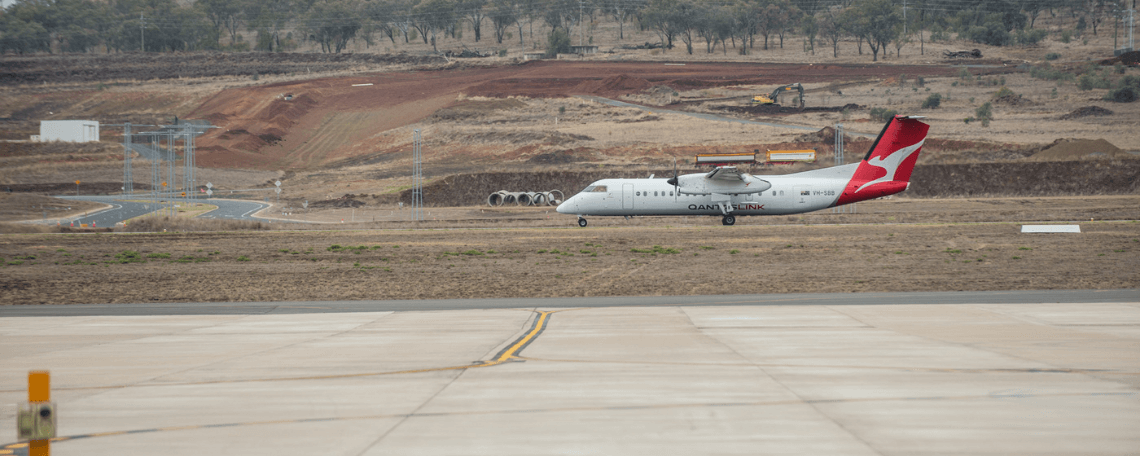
[835,116,929,205]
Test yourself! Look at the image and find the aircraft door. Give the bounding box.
[622,184,634,209]
[794,185,811,206]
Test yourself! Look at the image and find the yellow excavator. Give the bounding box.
[751,83,805,108]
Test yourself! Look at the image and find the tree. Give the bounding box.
[773,0,801,49]
[817,8,843,58]
[840,6,867,55]
[642,0,684,50]
[390,0,415,43]
[488,0,518,44]
[851,0,900,61]
[755,2,782,50]
[608,0,644,40]
[730,0,760,55]
[0,16,51,54]
[544,25,570,57]
[1084,0,1108,35]
[800,10,816,54]
[198,0,246,46]
[246,0,295,52]
[458,0,487,42]
[673,0,698,54]
[696,4,731,54]
[303,0,363,53]
[364,0,399,44]
[414,0,456,52]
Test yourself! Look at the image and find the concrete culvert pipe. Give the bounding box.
[540,192,555,206]
[517,193,533,206]
[503,193,518,205]
[487,192,505,206]
[532,193,547,206]
[549,190,565,205]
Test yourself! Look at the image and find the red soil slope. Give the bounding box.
[189,61,948,170]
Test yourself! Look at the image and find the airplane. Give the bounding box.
[556,115,929,227]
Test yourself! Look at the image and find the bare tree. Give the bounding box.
[459,0,488,41]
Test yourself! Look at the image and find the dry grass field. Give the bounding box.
[1,215,1136,305]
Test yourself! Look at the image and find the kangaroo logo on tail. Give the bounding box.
[854,139,925,193]
[836,116,930,205]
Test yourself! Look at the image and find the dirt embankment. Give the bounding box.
[397,161,1140,206]
[0,53,446,85]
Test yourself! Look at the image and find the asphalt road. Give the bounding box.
[194,198,270,220]
[54,195,270,226]
[1,289,1135,317]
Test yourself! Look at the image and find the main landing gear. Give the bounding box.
[721,215,736,226]
[578,217,588,227]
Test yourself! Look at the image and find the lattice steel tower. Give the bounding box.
[411,129,424,221]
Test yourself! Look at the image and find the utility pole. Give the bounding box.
[579,0,584,46]
[140,13,145,52]
[903,0,907,36]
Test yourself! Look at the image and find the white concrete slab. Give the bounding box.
[1022,224,1081,233]
[0,302,1137,455]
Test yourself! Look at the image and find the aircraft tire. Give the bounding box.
[578,218,588,228]
[722,215,736,226]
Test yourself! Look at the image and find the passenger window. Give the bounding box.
[593,185,607,192]
[636,191,641,196]
[669,192,674,196]
[654,191,658,197]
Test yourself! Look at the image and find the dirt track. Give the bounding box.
[1,218,1135,305]
[189,61,951,170]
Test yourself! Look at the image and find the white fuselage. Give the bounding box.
[557,164,860,217]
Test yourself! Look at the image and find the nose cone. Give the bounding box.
[556,197,576,214]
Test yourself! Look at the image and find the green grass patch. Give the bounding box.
[631,245,681,254]
[115,250,146,264]
[237,255,251,262]
[146,253,171,259]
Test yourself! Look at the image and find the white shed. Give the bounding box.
[39,120,100,142]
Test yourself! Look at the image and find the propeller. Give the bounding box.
[666,157,678,200]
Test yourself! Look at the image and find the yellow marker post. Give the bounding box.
[28,371,50,456]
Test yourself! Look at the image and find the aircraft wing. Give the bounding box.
[677,166,771,195]
[705,166,747,182]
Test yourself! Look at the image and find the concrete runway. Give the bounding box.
[1,291,1138,455]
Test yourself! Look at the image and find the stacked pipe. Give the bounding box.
[487,190,564,206]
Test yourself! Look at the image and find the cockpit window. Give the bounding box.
[593,185,607,192]
[583,185,596,192]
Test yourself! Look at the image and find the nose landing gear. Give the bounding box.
[721,215,736,226]
[578,217,588,227]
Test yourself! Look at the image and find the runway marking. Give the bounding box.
[3,390,1132,453]
[0,309,558,452]
[0,310,556,394]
